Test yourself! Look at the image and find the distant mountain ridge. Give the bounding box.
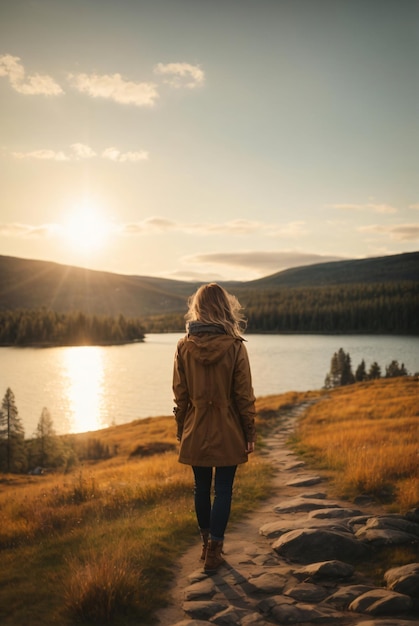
[0,251,418,319]
[246,251,419,287]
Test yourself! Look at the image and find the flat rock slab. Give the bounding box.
[356,527,419,546]
[349,588,413,615]
[184,579,216,600]
[259,597,343,624]
[241,612,272,625]
[300,491,327,499]
[365,516,419,538]
[273,497,339,513]
[260,518,350,539]
[248,572,286,594]
[272,528,369,563]
[286,475,323,487]
[210,606,252,625]
[294,559,355,580]
[183,600,229,620]
[309,507,364,519]
[324,584,377,609]
[384,563,419,597]
[283,460,306,470]
[284,582,329,602]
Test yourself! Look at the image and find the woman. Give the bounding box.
[172,283,256,572]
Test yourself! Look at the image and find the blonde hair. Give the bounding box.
[185,283,247,338]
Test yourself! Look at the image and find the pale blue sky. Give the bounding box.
[0,0,418,280]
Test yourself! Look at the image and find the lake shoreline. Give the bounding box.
[1,330,418,348]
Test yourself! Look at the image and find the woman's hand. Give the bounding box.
[246,441,255,454]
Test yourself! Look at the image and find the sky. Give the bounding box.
[0,0,418,282]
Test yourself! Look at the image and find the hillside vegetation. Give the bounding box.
[0,252,418,335]
[0,381,417,624]
[293,377,419,509]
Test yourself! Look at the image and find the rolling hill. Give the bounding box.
[0,252,418,320]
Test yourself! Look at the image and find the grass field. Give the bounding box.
[0,380,417,624]
[1,392,308,626]
[293,376,419,510]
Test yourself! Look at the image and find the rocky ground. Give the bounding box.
[155,404,419,626]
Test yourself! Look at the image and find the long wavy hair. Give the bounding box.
[185,283,247,338]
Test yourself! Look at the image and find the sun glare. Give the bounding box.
[62,203,111,253]
[62,346,105,433]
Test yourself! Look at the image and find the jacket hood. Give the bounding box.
[185,333,240,365]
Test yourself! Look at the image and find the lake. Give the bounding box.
[1,334,418,435]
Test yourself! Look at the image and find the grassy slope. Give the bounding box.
[1,251,418,316]
[0,381,417,625]
[293,376,419,510]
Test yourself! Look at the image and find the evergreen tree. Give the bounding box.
[341,350,355,385]
[368,361,382,380]
[33,407,57,467]
[0,388,26,472]
[326,348,355,387]
[355,359,367,382]
[385,360,409,378]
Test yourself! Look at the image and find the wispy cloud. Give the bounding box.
[102,147,149,162]
[12,149,69,161]
[359,223,419,241]
[329,202,398,214]
[120,217,307,237]
[0,222,57,237]
[1,53,205,107]
[0,54,63,95]
[68,72,159,107]
[408,203,419,210]
[12,143,148,162]
[154,62,205,88]
[71,143,97,159]
[184,251,347,273]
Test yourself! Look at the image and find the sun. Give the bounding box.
[62,203,111,253]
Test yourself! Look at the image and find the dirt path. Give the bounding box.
[154,403,362,624]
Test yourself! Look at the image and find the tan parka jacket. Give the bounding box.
[172,328,256,467]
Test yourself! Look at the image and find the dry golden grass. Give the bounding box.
[294,377,419,510]
[0,393,308,626]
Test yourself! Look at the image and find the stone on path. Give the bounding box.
[273,496,339,513]
[284,581,329,602]
[349,588,413,615]
[247,571,286,594]
[260,518,351,539]
[293,559,355,580]
[308,507,364,519]
[355,527,419,546]
[272,528,369,563]
[258,595,343,623]
[324,584,377,609]
[184,579,216,601]
[286,475,323,487]
[210,606,253,625]
[183,600,229,621]
[384,563,419,597]
[300,491,327,499]
[241,611,272,625]
[283,460,305,470]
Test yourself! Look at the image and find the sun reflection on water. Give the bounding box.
[62,347,105,433]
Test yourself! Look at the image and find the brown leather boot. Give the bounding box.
[199,530,209,561]
[204,539,224,572]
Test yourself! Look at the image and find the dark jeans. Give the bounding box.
[192,465,237,541]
